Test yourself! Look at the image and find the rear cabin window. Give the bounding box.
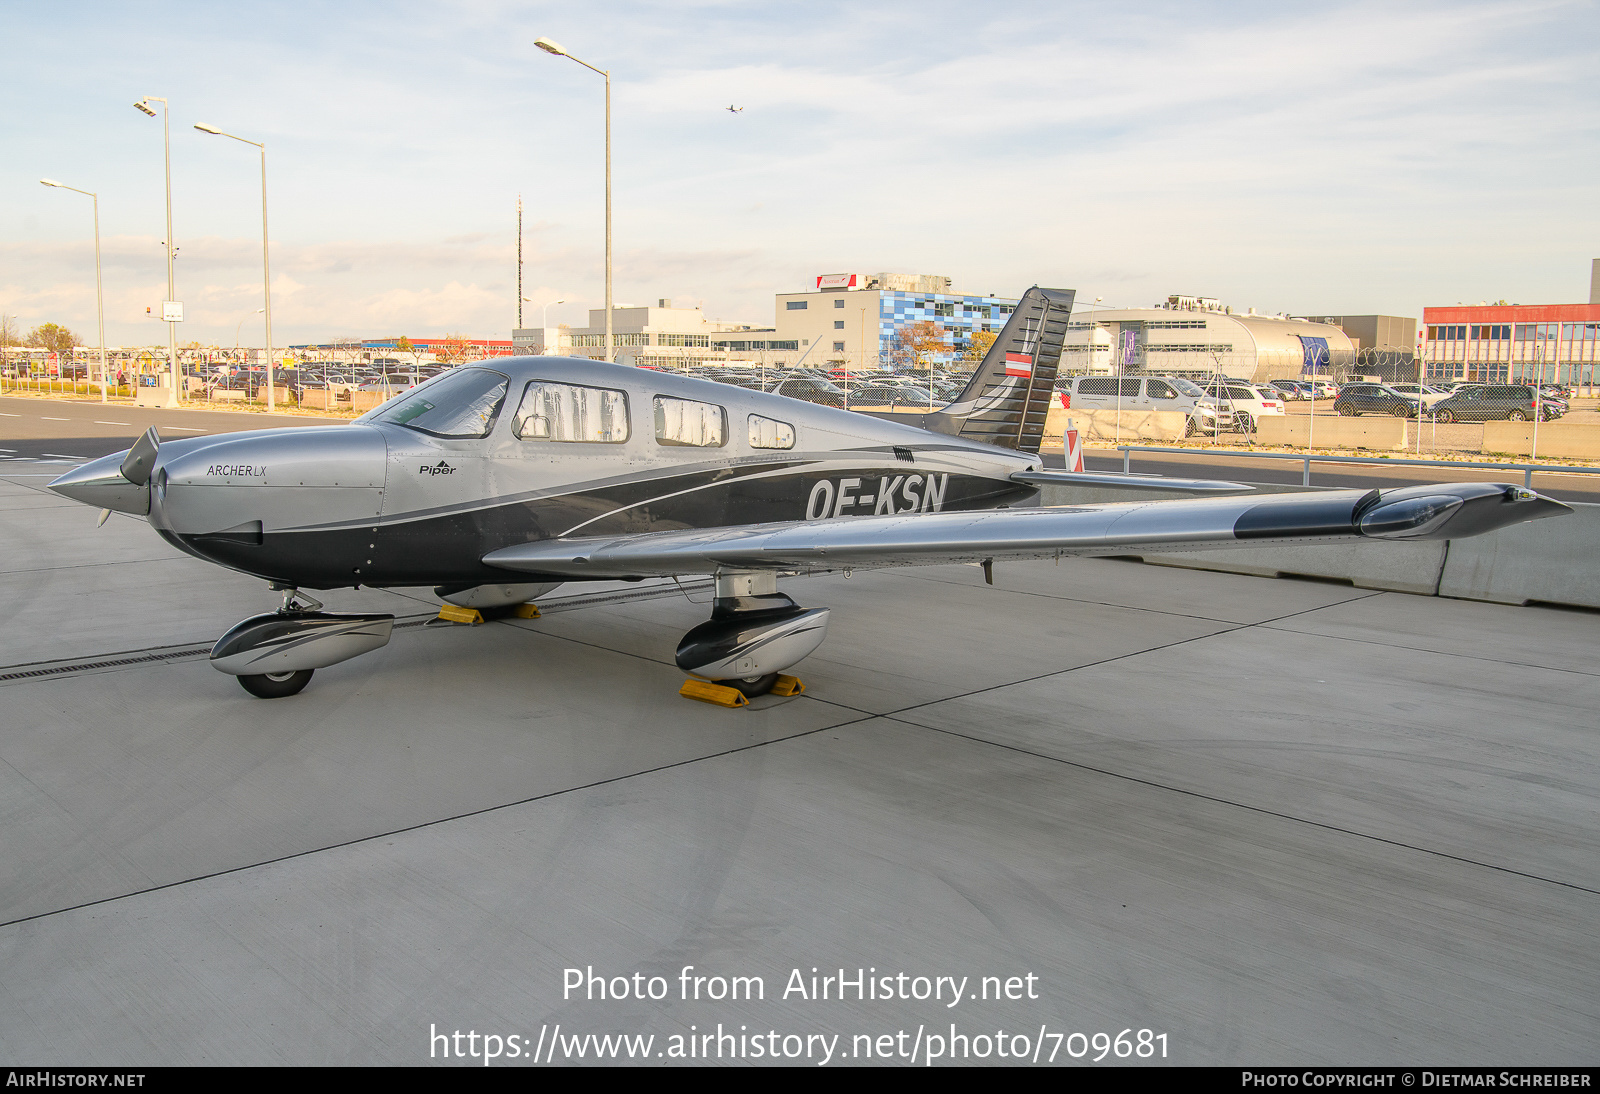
[1076,378,1117,396]
[654,396,726,447]
[748,414,795,450]
[364,367,508,438]
[514,382,630,442]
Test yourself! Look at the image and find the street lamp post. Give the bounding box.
[134,97,179,403]
[195,123,275,411]
[535,37,611,364]
[39,180,109,403]
[1,315,18,393]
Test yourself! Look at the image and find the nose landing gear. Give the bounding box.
[211,585,395,698]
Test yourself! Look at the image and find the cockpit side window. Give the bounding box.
[363,367,509,438]
[654,396,726,447]
[748,414,795,450]
[514,382,630,442]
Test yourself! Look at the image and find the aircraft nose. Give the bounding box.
[49,451,151,515]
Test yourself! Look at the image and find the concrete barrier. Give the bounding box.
[1047,406,1187,442]
[1437,502,1600,607]
[1036,481,1598,609]
[350,390,394,413]
[1256,415,1407,450]
[1481,422,1600,460]
[297,390,346,411]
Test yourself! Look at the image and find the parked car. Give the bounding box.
[1200,381,1287,434]
[1432,384,1565,423]
[1268,380,1309,401]
[1332,383,1421,418]
[769,376,847,408]
[1060,374,1231,436]
[1387,382,1452,410]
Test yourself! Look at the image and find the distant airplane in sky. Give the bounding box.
[726,105,742,113]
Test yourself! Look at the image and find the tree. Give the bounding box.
[433,332,475,365]
[27,323,82,356]
[889,321,945,372]
[960,330,997,371]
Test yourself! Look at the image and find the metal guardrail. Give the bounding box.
[1113,446,1600,489]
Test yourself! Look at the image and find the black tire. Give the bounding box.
[1436,409,1455,424]
[1338,404,1355,417]
[1508,409,1528,422]
[730,673,779,698]
[1234,412,1253,434]
[237,669,314,698]
[1185,417,1199,437]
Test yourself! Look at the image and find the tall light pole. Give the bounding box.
[134,97,178,402]
[39,180,109,403]
[195,123,275,412]
[521,297,565,353]
[535,37,612,363]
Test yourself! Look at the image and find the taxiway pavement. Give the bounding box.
[0,455,1595,1065]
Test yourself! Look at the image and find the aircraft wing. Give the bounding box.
[482,482,1568,579]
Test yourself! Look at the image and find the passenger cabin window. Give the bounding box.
[514,382,629,442]
[654,396,726,447]
[748,414,795,450]
[1146,380,1177,400]
[364,367,508,438]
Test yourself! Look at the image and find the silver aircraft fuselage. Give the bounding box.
[54,357,1041,591]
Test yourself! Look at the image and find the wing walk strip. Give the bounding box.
[4,587,1591,934]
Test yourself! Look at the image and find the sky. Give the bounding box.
[2,0,1597,348]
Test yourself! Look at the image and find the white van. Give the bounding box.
[1060,375,1231,436]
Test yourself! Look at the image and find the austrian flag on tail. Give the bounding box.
[1004,352,1034,377]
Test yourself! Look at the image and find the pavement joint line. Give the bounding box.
[885,565,1375,626]
[0,556,190,576]
[0,616,439,680]
[0,582,732,681]
[866,590,1386,721]
[0,712,877,932]
[1257,615,1600,679]
[886,714,1600,899]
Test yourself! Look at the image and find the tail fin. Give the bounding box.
[918,286,1074,453]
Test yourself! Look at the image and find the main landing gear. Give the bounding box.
[674,573,829,707]
[210,586,395,698]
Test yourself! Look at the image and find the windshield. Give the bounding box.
[362,367,509,438]
[1169,377,1206,397]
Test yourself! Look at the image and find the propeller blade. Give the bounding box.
[120,426,160,485]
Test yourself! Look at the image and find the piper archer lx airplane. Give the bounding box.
[50,287,1569,703]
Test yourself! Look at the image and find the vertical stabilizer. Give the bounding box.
[916,286,1075,453]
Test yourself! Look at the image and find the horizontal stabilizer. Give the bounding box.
[1010,469,1250,494]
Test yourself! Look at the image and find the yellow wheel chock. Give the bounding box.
[436,604,484,625]
[770,674,805,696]
[680,678,749,707]
[512,602,541,619]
